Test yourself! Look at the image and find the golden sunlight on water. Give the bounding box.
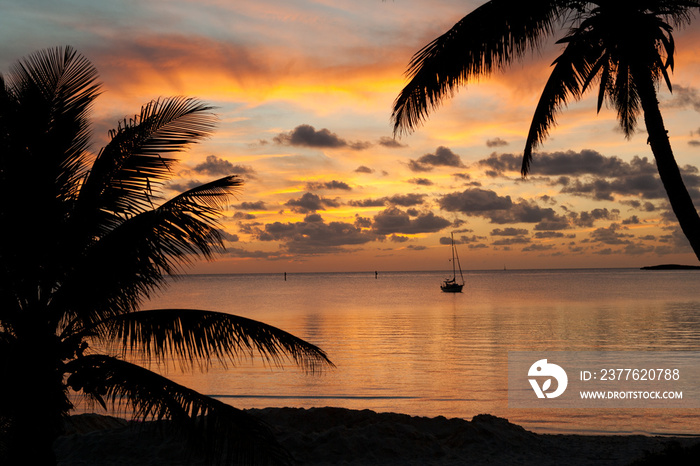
[77,269,700,436]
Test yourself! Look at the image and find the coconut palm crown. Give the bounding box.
[0,46,332,465]
[392,0,700,260]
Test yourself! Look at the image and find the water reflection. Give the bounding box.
[135,269,700,435]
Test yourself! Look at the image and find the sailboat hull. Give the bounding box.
[441,282,463,293]
[441,232,465,292]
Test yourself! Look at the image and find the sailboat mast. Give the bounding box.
[451,232,456,280]
[454,240,464,285]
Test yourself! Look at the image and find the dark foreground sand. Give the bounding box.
[55,407,699,465]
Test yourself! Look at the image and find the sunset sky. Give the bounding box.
[3,0,700,273]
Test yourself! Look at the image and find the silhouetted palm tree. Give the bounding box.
[0,46,332,465]
[392,0,700,260]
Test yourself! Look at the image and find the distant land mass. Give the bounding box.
[640,264,700,270]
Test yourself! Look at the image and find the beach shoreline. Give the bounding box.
[55,407,700,465]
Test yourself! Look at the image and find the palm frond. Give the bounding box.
[652,18,675,91]
[522,33,600,175]
[53,176,242,329]
[3,46,101,202]
[604,10,671,138]
[0,47,101,317]
[96,308,333,374]
[164,175,244,222]
[119,175,243,266]
[611,59,640,137]
[78,97,217,225]
[64,355,293,465]
[392,0,569,135]
[656,20,675,70]
[595,59,612,113]
[656,0,700,26]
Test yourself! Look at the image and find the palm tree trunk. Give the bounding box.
[2,332,68,465]
[635,67,700,262]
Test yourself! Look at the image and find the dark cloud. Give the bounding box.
[663,228,695,253]
[476,150,700,202]
[492,236,531,246]
[389,234,410,243]
[438,188,513,213]
[479,150,654,177]
[486,137,509,148]
[285,192,340,213]
[621,199,642,209]
[355,165,375,174]
[477,152,521,174]
[534,231,565,239]
[438,236,453,245]
[490,228,528,236]
[408,146,465,172]
[568,208,619,228]
[219,231,239,242]
[589,223,634,245]
[232,212,256,220]
[238,201,267,210]
[522,243,556,252]
[167,179,207,192]
[273,124,371,150]
[489,200,564,226]
[438,188,571,228]
[236,221,263,235]
[372,207,451,235]
[439,235,486,245]
[304,213,323,222]
[306,180,352,191]
[274,124,344,148]
[354,215,373,228]
[255,214,376,254]
[533,217,570,231]
[539,195,557,205]
[223,247,287,260]
[621,200,657,212]
[347,193,425,208]
[556,173,666,201]
[387,193,426,207]
[194,155,257,178]
[460,234,486,244]
[663,85,700,112]
[623,243,656,255]
[537,150,648,176]
[409,178,434,186]
[348,198,387,208]
[408,160,433,172]
[378,136,407,148]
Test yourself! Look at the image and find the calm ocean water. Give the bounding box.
[121,268,700,435]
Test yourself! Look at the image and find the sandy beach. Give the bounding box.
[55,407,700,465]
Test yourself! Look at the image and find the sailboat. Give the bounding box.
[441,232,464,293]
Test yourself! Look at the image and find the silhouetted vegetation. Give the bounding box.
[393,0,700,260]
[0,46,332,465]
